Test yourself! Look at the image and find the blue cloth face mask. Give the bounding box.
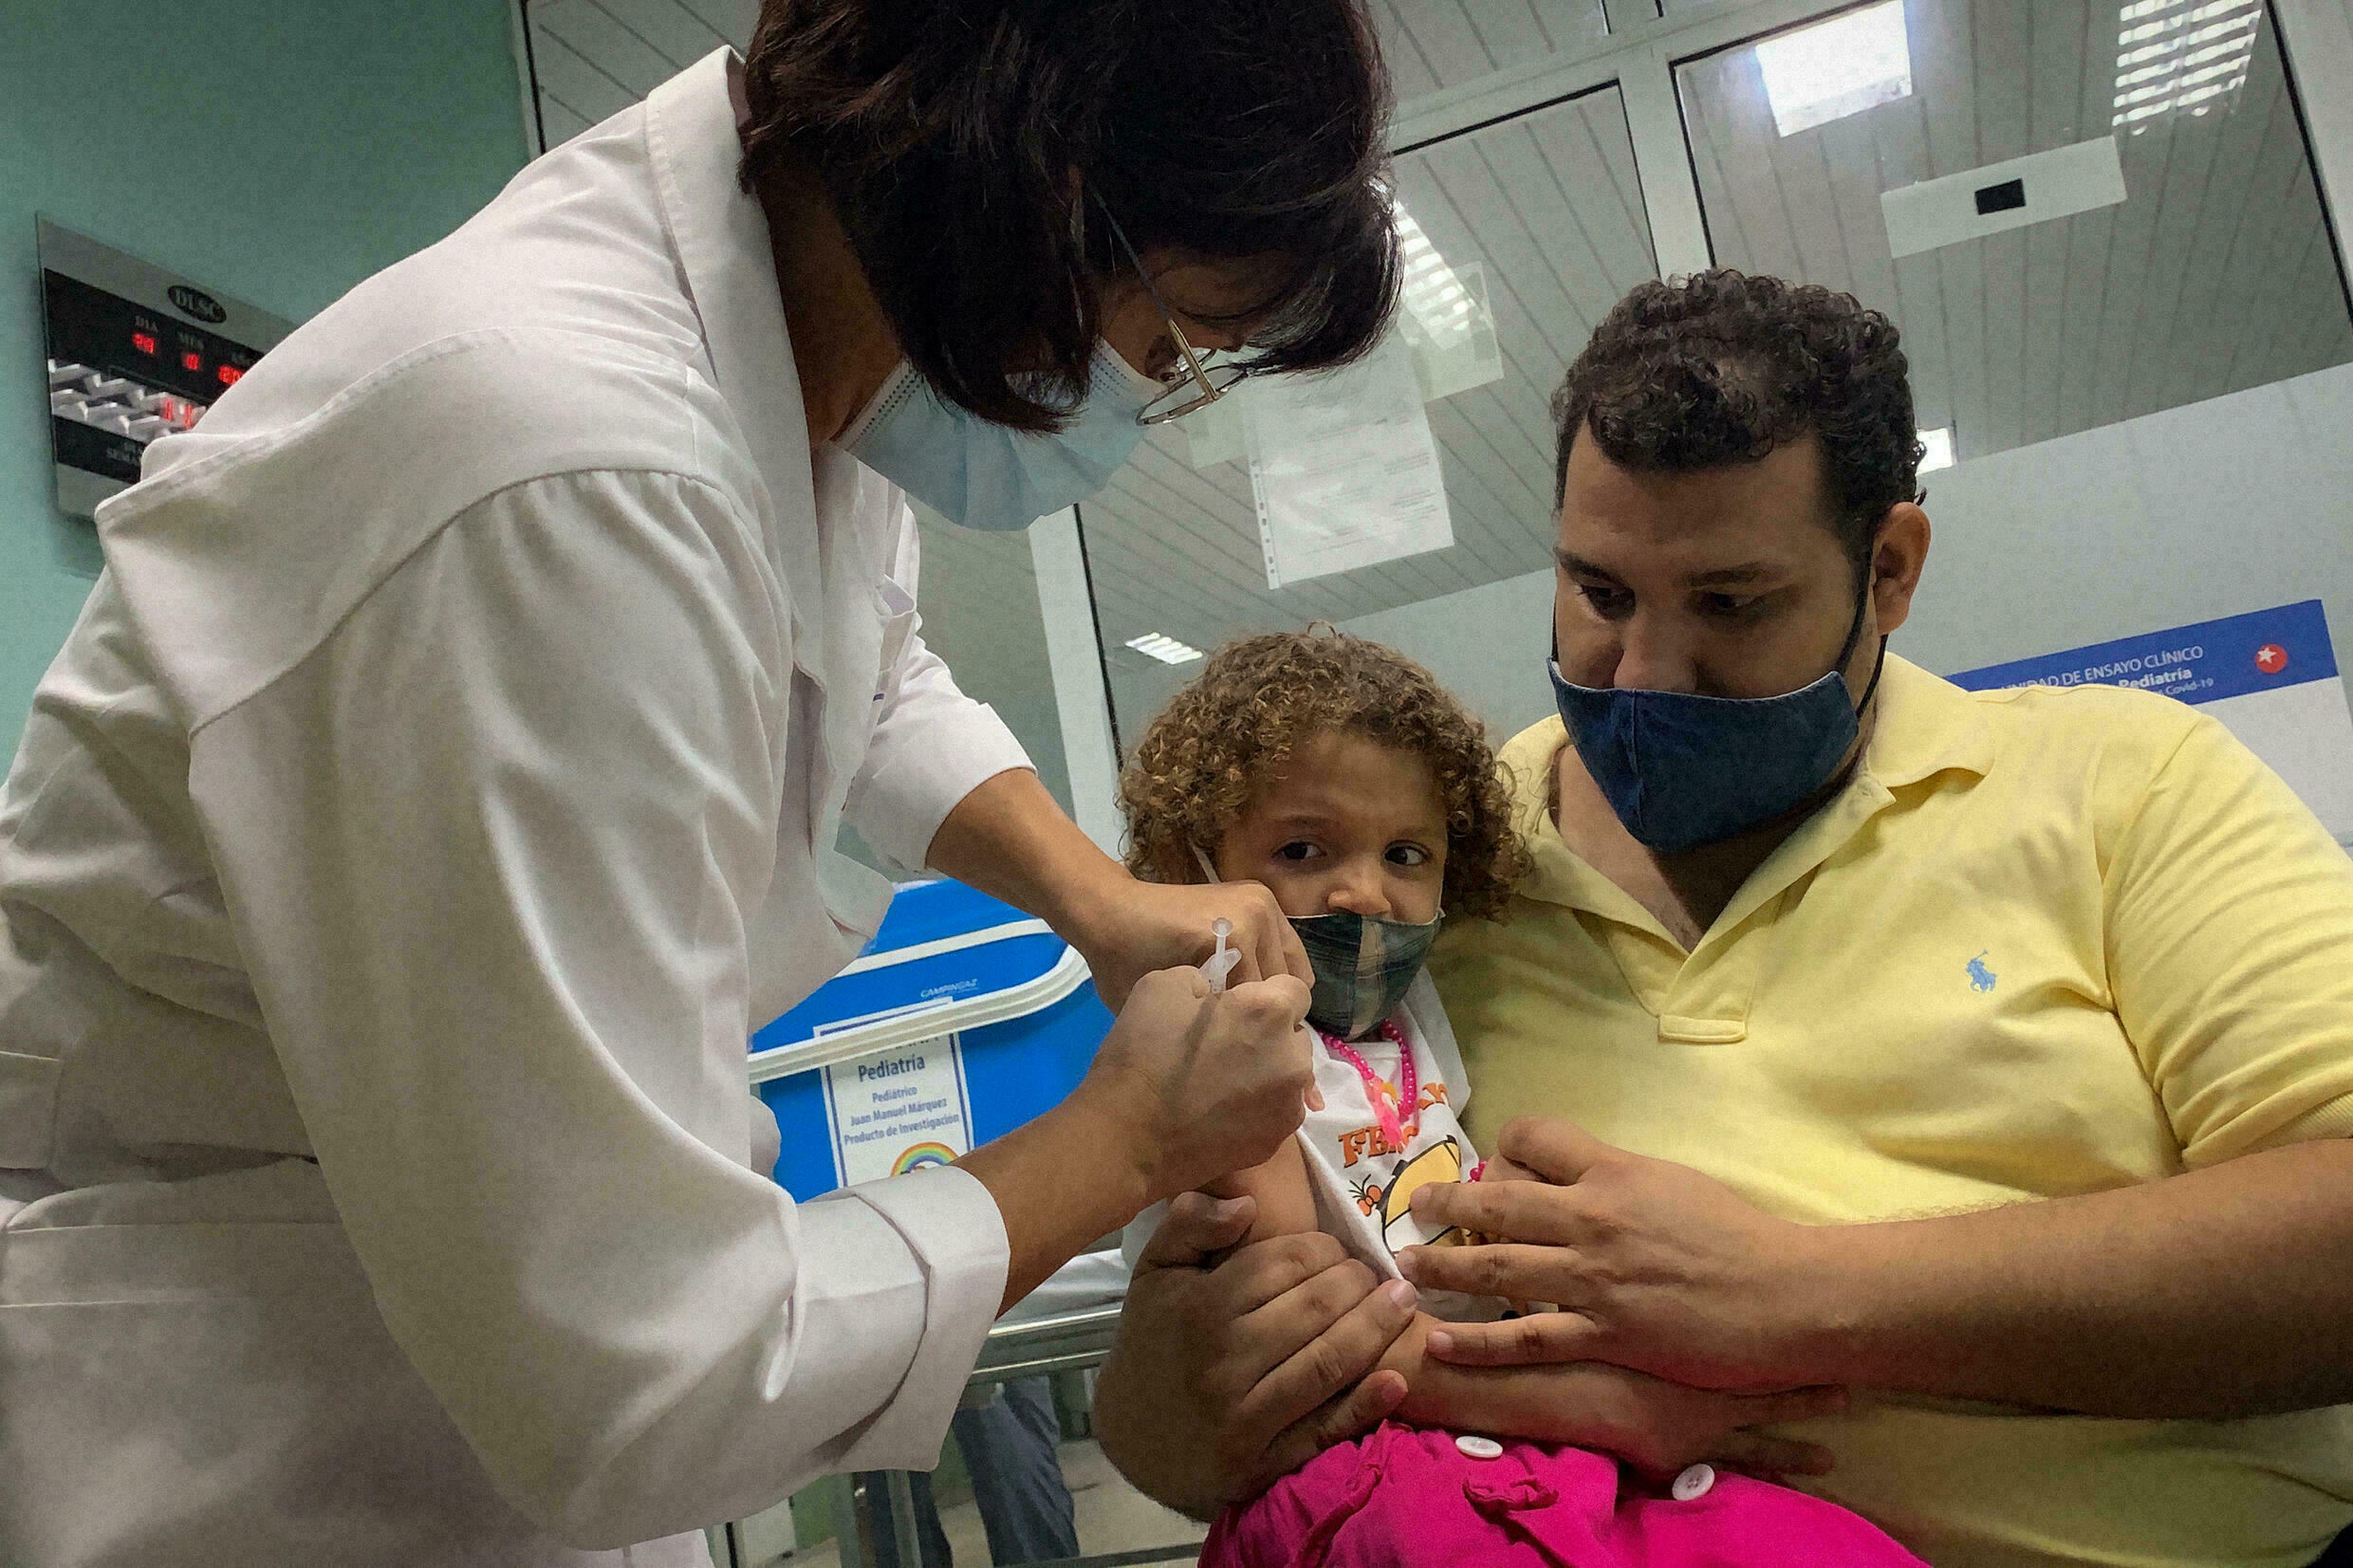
[1190,844,1442,1041]
[1548,581,1887,856]
[839,342,1162,530]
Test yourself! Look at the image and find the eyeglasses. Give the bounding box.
[1097,202,1251,426]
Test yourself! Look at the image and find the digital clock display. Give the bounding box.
[38,219,293,520]
[46,270,267,410]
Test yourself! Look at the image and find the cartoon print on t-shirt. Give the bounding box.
[1380,1135,1472,1256]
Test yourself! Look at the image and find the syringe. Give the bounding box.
[1201,917,1241,993]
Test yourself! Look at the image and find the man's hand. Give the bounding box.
[1066,877,1310,1010]
[1401,1117,1825,1390]
[1093,1193,1417,1521]
[1496,1362,1845,1482]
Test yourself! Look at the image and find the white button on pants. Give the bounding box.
[1454,1434,1504,1460]
[1672,1463,1716,1501]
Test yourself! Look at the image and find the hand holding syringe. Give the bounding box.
[1199,915,1319,1111]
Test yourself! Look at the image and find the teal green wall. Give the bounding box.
[1,2,530,749]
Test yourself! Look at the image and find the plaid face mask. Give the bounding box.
[1288,908,1444,1041]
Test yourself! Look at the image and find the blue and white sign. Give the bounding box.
[1950,600,2353,842]
[820,1033,974,1188]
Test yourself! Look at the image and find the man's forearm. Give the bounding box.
[1792,1137,2353,1416]
[924,767,1125,940]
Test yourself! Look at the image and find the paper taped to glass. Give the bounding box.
[1245,332,1454,589]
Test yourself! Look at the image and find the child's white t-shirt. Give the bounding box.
[1294,971,1494,1323]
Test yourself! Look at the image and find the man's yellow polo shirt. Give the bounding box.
[1430,653,2353,1568]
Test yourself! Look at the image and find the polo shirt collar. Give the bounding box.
[1501,652,1996,936]
[1862,652,1997,788]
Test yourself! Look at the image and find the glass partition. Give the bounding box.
[1677,0,2353,465]
[1079,84,1659,750]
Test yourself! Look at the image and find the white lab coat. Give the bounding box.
[0,48,1031,1567]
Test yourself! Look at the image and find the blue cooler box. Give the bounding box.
[750,877,1113,1201]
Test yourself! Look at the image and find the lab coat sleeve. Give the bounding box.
[843,508,1035,872]
[185,470,1008,1547]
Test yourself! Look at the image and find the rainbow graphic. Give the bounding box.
[892,1142,959,1175]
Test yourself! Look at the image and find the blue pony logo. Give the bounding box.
[1966,951,1997,993]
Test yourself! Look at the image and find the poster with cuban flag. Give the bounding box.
[1949,600,2353,849]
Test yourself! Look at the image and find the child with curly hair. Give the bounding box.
[1121,628,1923,1568]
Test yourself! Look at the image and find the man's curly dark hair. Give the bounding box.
[1119,629,1525,922]
[1552,269,1925,573]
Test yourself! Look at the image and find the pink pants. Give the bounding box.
[1202,1424,1927,1568]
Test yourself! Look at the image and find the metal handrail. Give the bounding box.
[970,1304,1124,1384]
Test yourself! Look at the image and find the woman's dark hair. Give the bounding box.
[1551,269,1924,573]
[741,0,1400,432]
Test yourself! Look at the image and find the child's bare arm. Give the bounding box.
[1202,1134,1320,1245]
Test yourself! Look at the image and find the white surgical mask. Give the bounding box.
[839,343,1162,530]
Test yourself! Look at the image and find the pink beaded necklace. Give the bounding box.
[1317,1019,1419,1153]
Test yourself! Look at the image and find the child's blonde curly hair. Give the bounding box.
[1119,628,1526,922]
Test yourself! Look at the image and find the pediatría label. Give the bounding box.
[821,1033,974,1188]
